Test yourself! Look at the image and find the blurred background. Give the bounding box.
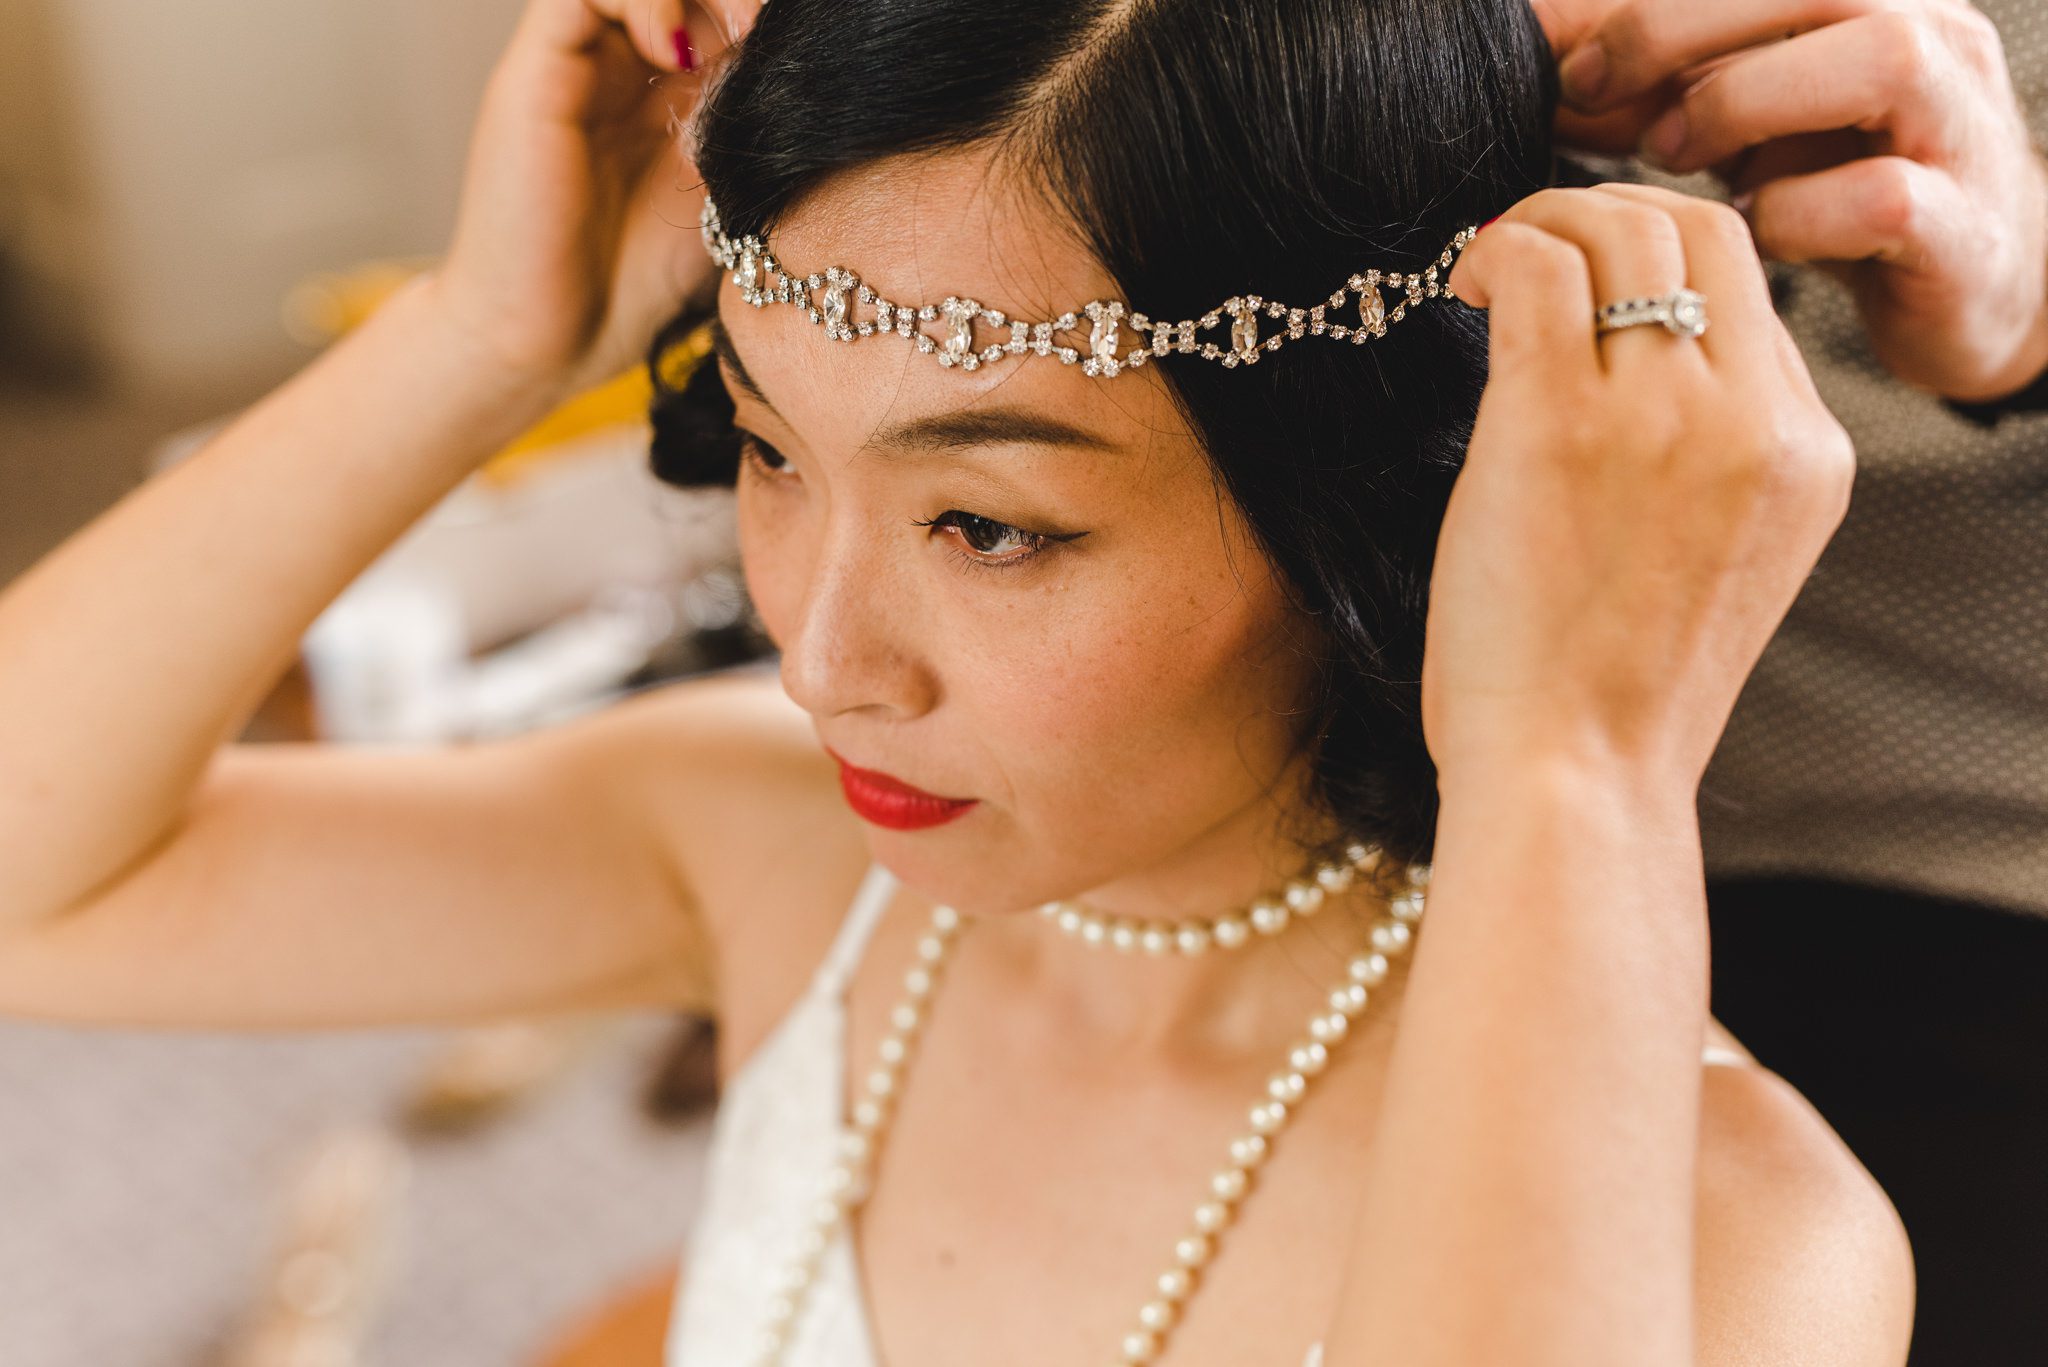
[0,2,763,1364]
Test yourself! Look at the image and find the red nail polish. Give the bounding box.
[672,24,698,71]
[1478,213,1504,231]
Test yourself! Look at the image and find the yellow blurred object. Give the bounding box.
[283,261,719,489]
[280,258,441,343]
[477,366,655,488]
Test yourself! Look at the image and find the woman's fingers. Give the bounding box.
[1499,188,1704,373]
[1583,183,1782,361]
[517,0,694,71]
[1447,220,1601,383]
[696,0,765,44]
[1590,182,1851,506]
[1450,186,1736,379]
[609,0,694,70]
[1454,184,1782,381]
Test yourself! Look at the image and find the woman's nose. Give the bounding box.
[775,542,936,722]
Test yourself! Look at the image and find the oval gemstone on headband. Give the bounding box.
[1089,308,1120,368]
[941,298,978,362]
[1360,287,1385,335]
[1230,303,1259,359]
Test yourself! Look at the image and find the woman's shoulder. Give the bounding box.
[601,666,875,1048]
[1692,1027,1915,1366]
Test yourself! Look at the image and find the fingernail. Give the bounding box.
[1560,41,1608,107]
[1729,191,1755,216]
[1640,108,1687,168]
[1478,213,1504,232]
[672,24,698,71]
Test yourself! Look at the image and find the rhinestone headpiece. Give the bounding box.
[699,197,1479,379]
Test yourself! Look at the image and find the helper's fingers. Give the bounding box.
[1640,11,1969,175]
[1560,0,1906,113]
[1556,90,1694,157]
[1741,153,1974,269]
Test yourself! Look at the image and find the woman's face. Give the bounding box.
[717,152,1325,915]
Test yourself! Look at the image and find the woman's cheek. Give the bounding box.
[996,611,1168,761]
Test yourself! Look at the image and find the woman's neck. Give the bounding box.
[954,797,1403,1059]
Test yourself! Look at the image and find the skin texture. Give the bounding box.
[717,156,1367,1040]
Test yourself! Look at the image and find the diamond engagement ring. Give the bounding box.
[1594,288,1710,339]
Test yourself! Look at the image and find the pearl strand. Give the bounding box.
[747,850,1430,1367]
[1035,840,1387,954]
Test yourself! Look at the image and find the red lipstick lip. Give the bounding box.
[824,747,978,831]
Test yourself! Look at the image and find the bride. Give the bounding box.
[0,0,1913,1363]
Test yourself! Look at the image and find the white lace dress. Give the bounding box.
[665,862,1750,1365]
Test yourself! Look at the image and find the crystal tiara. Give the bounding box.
[698,197,1479,379]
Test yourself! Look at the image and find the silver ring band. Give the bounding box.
[1594,288,1710,339]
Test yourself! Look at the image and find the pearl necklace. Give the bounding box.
[748,846,1429,1367]
[1037,840,1393,953]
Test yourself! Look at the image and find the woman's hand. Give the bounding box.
[1425,184,1855,795]
[425,0,764,404]
[1533,0,2048,403]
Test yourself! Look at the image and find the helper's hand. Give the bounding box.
[1534,0,2048,404]
[426,0,761,404]
[1426,185,1855,792]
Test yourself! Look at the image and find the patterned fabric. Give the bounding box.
[665,864,1747,1364]
[1694,0,2048,918]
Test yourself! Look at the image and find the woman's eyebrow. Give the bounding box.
[709,314,1124,456]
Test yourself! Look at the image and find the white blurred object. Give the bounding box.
[301,579,468,743]
[151,420,740,742]
[452,581,679,738]
[217,1126,410,1367]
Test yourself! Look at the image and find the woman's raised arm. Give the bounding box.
[1320,184,1912,1366]
[0,0,742,1028]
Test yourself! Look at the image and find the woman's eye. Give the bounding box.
[737,430,1079,572]
[914,510,1054,568]
[737,433,789,475]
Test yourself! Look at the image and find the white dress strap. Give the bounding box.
[809,860,899,999]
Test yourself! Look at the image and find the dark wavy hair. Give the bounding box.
[645,0,1565,868]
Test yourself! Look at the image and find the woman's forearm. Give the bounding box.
[1324,756,1710,1367]
[0,274,568,930]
